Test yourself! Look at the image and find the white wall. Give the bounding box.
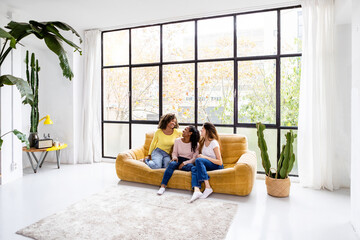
[351,0,360,236]
[0,16,24,184]
[333,0,352,189]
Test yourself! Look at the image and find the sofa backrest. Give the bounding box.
[143,132,248,165]
[218,134,248,164]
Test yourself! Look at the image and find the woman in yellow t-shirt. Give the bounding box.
[144,113,182,169]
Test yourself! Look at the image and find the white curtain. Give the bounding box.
[78,30,102,163]
[298,0,349,190]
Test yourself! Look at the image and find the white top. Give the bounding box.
[172,138,199,160]
[201,139,220,159]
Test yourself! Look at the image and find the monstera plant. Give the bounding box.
[0,20,82,149]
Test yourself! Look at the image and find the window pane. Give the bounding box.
[198,17,233,59]
[196,126,233,135]
[163,22,195,61]
[163,64,195,123]
[131,26,160,64]
[131,124,158,149]
[216,127,234,134]
[198,61,234,124]
[281,8,303,54]
[132,67,159,120]
[238,60,276,124]
[237,12,277,57]
[103,30,129,66]
[103,68,129,121]
[281,57,301,126]
[237,127,277,173]
[104,123,129,157]
[280,129,298,175]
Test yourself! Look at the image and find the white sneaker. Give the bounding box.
[190,191,203,203]
[199,188,213,199]
[157,187,166,195]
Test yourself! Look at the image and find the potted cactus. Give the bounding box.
[256,122,297,197]
[25,51,40,147]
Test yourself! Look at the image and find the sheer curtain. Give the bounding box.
[298,0,349,190]
[78,30,102,163]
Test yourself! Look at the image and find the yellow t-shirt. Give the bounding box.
[148,128,182,155]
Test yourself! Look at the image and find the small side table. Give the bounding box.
[23,144,68,173]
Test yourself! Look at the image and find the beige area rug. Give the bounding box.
[17,185,238,240]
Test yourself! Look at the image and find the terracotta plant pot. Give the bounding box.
[265,176,291,197]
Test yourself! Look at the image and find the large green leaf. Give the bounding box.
[0,27,16,48]
[0,129,30,150]
[45,24,81,52]
[44,34,73,79]
[5,22,32,42]
[5,20,82,81]
[13,129,30,149]
[51,21,82,44]
[0,75,34,105]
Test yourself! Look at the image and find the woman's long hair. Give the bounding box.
[188,125,200,153]
[158,113,179,129]
[199,122,219,153]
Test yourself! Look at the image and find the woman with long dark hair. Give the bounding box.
[190,122,224,202]
[157,125,200,195]
[143,113,182,169]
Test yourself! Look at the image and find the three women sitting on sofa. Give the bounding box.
[144,113,224,202]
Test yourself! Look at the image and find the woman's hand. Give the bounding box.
[178,163,185,169]
[198,154,207,159]
[171,157,178,162]
[178,160,190,169]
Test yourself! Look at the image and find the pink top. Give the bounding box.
[172,138,199,161]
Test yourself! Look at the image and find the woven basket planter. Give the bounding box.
[265,176,291,197]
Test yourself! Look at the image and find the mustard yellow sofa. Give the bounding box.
[115,132,257,196]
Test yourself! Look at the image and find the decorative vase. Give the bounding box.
[265,176,291,197]
[28,132,39,148]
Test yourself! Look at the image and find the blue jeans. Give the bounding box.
[161,157,194,186]
[191,158,224,188]
[145,148,171,169]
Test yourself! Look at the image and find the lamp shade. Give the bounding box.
[39,115,53,125]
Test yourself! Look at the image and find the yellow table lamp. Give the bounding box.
[39,115,53,125]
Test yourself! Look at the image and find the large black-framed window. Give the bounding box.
[101,5,302,176]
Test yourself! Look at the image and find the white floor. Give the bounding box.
[0,162,358,240]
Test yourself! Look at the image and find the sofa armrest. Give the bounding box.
[115,146,149,178]
[234,151,257,190]
[235,150,257,173]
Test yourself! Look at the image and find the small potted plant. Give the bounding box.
[256,122,297,197]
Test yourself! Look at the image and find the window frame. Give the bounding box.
[101,5,302,177]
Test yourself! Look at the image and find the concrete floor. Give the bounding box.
[0,162,358,240]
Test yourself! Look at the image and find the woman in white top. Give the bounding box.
[157,126,200,195]
[190,122,224,203]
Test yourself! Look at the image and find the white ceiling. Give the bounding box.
[0,0,303,33]
[0,0,351,50]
